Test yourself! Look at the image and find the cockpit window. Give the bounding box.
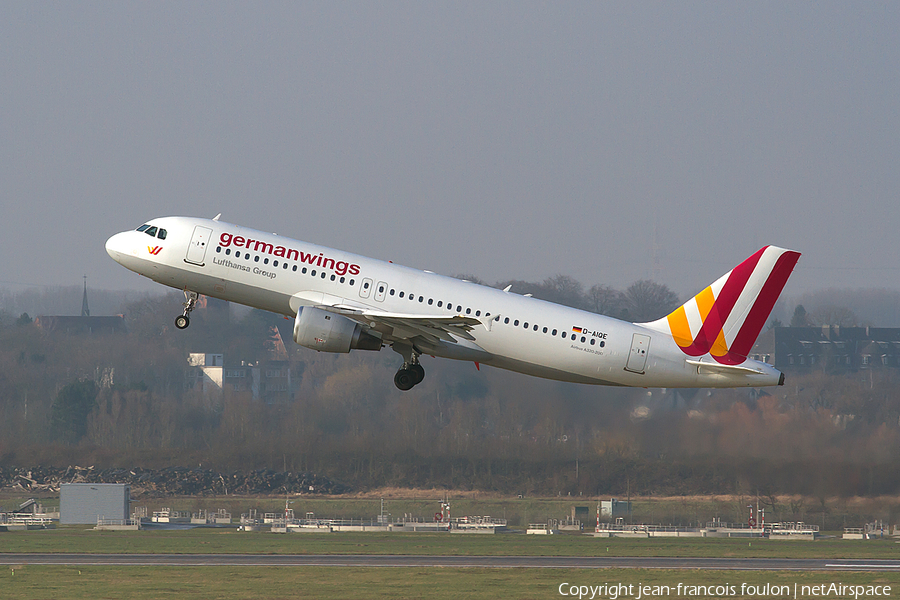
[136,224,150,232]
[145,226,158,237]
[157,229,167,240]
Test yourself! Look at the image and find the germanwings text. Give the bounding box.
[218,232,361,276]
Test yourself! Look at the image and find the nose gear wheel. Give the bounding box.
[175,290,199,330]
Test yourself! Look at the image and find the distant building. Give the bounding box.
[34,278,126,334]
[600,499,631,518]
[751,326,900,373]
[185,353,224,393]
[34,315,127,334]
[185,350,293,403]
[60,483,130,525]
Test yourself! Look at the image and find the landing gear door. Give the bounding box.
[625,333,650,374]
[185,226,213,266]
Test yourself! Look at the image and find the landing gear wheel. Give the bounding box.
[409,363,425,385]
[394,368,416,391]
[176,289,199,332]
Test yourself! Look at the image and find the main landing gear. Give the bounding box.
[175,290,199,330]
[393,343,425,391]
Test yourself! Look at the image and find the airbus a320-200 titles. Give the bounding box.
[106,215,800,391]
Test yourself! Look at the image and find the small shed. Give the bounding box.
[60,483,130,525]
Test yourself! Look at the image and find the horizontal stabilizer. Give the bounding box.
[684,359,766,375]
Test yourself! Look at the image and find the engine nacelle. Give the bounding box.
[292,307,382,353]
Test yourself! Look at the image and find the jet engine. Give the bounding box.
[292,307,382,353]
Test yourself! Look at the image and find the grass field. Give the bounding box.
[4,493,900,598]
[3,526,900,559]
[3,566,899,599]
[4,491,897,530]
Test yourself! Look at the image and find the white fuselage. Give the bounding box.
[106,216,784,388]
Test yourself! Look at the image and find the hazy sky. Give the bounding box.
[2,2,898,299]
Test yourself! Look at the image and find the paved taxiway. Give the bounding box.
[1,554,900,571]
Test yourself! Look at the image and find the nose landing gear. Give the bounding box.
[175,290,199,330]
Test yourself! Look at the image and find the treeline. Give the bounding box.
[1,284,900,498]
[457,274,680,323]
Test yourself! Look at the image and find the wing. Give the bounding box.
[289,291,496,345]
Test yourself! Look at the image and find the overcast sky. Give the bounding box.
[2,2,898,300]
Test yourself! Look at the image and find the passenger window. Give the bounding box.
[571,334,576,340]
[340,277,345,283]
[475,310,480,317]
[157,229,167,240]
[364,282,370,289]
[514,320,519,326]
[264,258,269,264]
[399,292,405,298]
[274,260,279,267]
[330,274,335,281]
[255,256,260,262]
[418,296,424,303]
[590,339,596,345]
[600,341,605,348]
[301,267,306,273]
[349,279,355,286]
[145,226,158,237]
[552,329,557,335]
[428,299,433,305]
[523,322,528,328]
[456,305,462,312]
[504,317,510,324]
[216,247,221,253]
[136,224,150,232]
[245,253,250,259]
[581,336,586,343]
[378,285,384,293]
[225,249,231,256]
[534,325,538,331]
[542,327,547,333]
[390,289,395,296]
[321,272,326,278]
[284,263,289,270]
[293,266,298,272]
[466,308,471,314]
[437,300,442,307]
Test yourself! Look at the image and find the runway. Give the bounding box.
[2,554,900,571]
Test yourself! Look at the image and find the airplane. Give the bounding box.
[106,216,800,391]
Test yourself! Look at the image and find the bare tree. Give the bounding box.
[540,275,586,309]
[587,284,625,317]
[623,280,680,322]
[790,305,810,327]
[809,305,859,327]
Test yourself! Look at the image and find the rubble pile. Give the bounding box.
[0,466,350,497]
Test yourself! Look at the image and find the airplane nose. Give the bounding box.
[105,232,128,261]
